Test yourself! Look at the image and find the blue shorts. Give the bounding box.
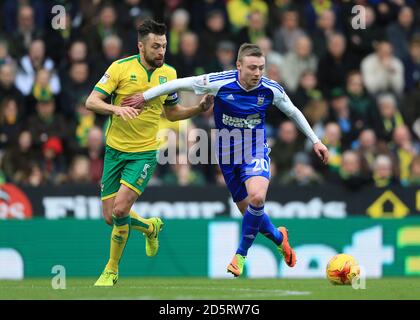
[218,148,271,203]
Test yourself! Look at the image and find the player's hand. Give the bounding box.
[113,106,139,120]
[199,94,214,112]
[313,141,329,165]
[121,93,146,110]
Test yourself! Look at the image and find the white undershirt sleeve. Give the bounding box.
[143,76,210,101]
[274,91,320,144]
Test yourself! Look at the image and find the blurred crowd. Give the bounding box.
[0,0,419,190]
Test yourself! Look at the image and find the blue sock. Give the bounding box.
[236,204,264,257]
[259,213,283,246]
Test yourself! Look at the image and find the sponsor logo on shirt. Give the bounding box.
[222,113,261,129]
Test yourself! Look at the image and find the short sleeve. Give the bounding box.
[94,62,120,96]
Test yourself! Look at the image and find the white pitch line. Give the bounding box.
[87,285,311,296]
[0,285,311,297]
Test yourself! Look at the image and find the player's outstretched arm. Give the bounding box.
[86,90,139,120]
[163,94,214,122]
[121,76,203,109]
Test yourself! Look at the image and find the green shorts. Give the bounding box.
[101,145,158,200]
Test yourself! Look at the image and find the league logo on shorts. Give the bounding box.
[257,94,265,106]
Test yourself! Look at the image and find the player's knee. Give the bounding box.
[248,193,265,208]
[112,203,128,218]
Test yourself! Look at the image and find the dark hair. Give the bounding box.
[237,43,263,62]
[138,19,167,42]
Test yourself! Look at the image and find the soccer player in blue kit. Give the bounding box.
[122,43,329,277]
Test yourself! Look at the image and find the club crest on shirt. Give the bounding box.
[100,73,110,84]
[159,76,167,84]
[257,94,265,106]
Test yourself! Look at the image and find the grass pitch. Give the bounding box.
[0,277,419,300]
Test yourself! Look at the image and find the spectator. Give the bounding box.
[68,96,98,154]
[372,154,400,187]
[15,39,61,97]
[346,6,384,65]
[171,32,204,78]
[407,155,420,186]
[29,69,56,109]
[40,136,67,185]
[45,11,82,66]
[372,93,405,143]
[327,87,365,149]
[361,40,405,96]
[0,40,14,66]
[355,129,386,175]
[7,5,44,59]
[21,163,45,187]
[311,9,338,58]
[256,37,283,79]
[279,151,324,186]
[86,126,104,185]
[266,62,283,85]
[60,62,92,118]
[199,9,232,63]
[1,130,39,183]
[317,33,358,97]
[207,40,236,73]
[345,70,375,122]
[0,64,24,111]
[235,10,271,46]
[0,97,22,148]
[99,35,124,70]
[270,121,304,178]
[26,97,68,150]
[59,40,89,80]
[273,9,306,55]
[303,0,341,31]
[386,6,419,60]
[320,122,342,175]
[82,4,123,56]
[390,125,418,185]
[163,153,206,186]
[68,155,91,184]
[291,70,322,110]
[280,35,317,93]
[328,150,372,191]
[403,35,420,93]
[115,0,154,34]
[167,8,190,58]
[226,0,268,32]
[302,97,328,151]
[0,156,5,184]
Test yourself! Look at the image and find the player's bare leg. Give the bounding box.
[102,197,115,226]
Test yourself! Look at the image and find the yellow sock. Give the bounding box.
[129,211,153,235]
[105,215,131,273]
